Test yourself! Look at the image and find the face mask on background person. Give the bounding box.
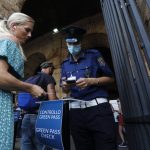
[67,44,81,56]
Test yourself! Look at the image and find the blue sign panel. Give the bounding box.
[35,100,64,150]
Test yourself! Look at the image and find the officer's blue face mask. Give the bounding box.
[67,44,81,56]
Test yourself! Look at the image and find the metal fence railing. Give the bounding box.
[146,0,150,9]
[100,0,150,149]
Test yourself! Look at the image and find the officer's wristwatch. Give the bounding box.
[97,79,101,86]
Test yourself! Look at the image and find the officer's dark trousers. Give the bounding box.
[70,102,117,150]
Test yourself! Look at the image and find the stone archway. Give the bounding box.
[24,52,46,78]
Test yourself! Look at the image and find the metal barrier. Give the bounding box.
[100,0,150,149]
[145,0,150,9]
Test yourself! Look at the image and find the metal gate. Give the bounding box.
[100,0,150,149]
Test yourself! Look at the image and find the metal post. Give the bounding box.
[100,0,150,149]
[62,101,70,150]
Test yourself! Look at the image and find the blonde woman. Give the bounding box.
[0,12,46,150]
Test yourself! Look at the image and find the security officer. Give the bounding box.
[61,26,117,150]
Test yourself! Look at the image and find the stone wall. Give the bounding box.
[136,0,150,33]
[0,0,25,18]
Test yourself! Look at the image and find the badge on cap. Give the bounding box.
[66,38,78,43]
[62,26,86,43]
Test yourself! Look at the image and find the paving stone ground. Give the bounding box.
[14,137,128,150]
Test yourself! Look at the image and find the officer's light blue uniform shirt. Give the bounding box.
[61,49,113,101]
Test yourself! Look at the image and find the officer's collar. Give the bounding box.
[69,50,85,62]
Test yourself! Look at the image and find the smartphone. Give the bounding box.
[66,76,76,84]
[66,79,76,84]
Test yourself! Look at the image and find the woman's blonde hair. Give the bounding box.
[0,12,35,60]
[0,12,34,34]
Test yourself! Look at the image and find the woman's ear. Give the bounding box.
[10,23,17,31]
[12,25,16,31]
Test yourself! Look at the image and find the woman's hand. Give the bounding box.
[30,84,46,98]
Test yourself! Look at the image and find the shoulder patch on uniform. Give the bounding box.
[97,57,106,66]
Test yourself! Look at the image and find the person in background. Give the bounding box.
[61,26,117,150]
[110,100,121,146]
[117,100,127,148]
[0,12,46,150]
[21,61,58,150]
[13,92,22,149]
